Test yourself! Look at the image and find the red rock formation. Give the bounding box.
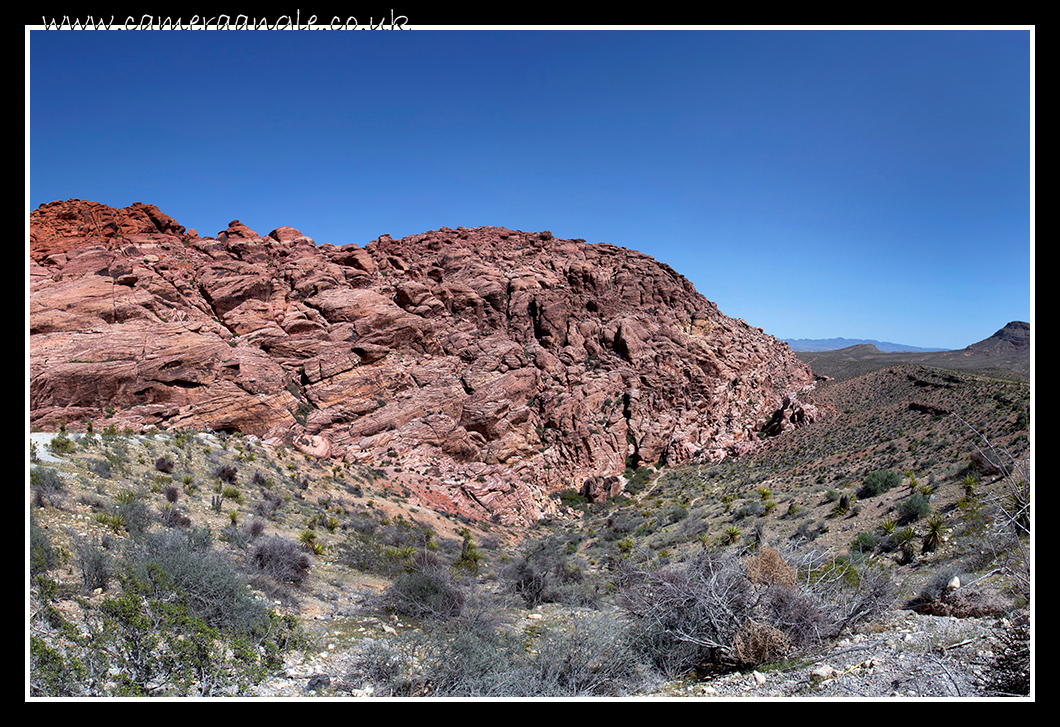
[30,200,814,524]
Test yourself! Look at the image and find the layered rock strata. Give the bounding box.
[30,199,814,523]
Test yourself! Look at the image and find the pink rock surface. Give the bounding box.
[30,200,815,523]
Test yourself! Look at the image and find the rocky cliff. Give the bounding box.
[30,199,814,523]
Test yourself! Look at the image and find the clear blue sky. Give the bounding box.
[28,27,1032,350]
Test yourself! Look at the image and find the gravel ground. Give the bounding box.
[247,606,1022,699]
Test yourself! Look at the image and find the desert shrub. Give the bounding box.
[745,546,796,587]
[731,620,792,668]
[30,636,87,697]
[503,536,599,608]
[123,528,271,635]
[916,564,965,604]
[212,463,238,484]
[111,489,153,537]
[350,639,417,696]
[624,466,653,495]
[858,469,901,499]
[620,546,894,676]
[357,613,642,698]
[64,538,306,697]
[621,551,752,676]
[247,518,266,539]
[254,491,285,520]
[31,516,59,575]
[556,488,589,509]
[342,515,437,576]
[733,501,766,521]
[384,562,466,620]
[48,429,77,456]
[252,536,311,584]
[76,536,115,592]
[87,457,113,479]
[979,614,1030,696]
[31,466,66,507]
[521,614,641,696]
[897,492,931,523]
[850,531,881,554]
[154,456,175,473]
[665,504,689,524]
[157,502,192,529]
[763,586,827,647]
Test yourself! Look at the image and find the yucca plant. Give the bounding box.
[722,524,741,545]
[894,526,917,547]
[298,529,318,551]
[922,514,945,552]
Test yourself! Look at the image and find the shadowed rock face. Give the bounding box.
[30,199,814,524]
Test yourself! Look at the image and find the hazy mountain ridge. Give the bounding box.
[794,322,1030,380]
[784,337,948,353]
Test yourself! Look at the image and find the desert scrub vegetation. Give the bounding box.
[350,611,643,697]
[503,533,600,608]
[617,545,895,678]
[30,526,308,697]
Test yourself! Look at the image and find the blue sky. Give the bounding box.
[28,27,1032,350]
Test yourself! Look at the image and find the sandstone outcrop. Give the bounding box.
[30,199,814,524]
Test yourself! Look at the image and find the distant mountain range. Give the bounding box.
[791,322,1030,378]
[783,337,948,353]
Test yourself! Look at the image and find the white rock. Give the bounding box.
[812,665,840,680]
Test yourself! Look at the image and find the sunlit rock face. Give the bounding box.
[31,199,813,524]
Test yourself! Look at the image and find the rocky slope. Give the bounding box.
[30,199,814,524]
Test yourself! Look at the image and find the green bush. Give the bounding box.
[32,527,307,696]
[858,469,901,498]
[124,528,271,634]
[850,531,880,554]
[556,488,589,509]
[48,430,77,456]
[30,636,87,697]
[897,492,931,523]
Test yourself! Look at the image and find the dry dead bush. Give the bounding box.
[621,545,895,676]
[745,546,796,587]
[732,620,792,667]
